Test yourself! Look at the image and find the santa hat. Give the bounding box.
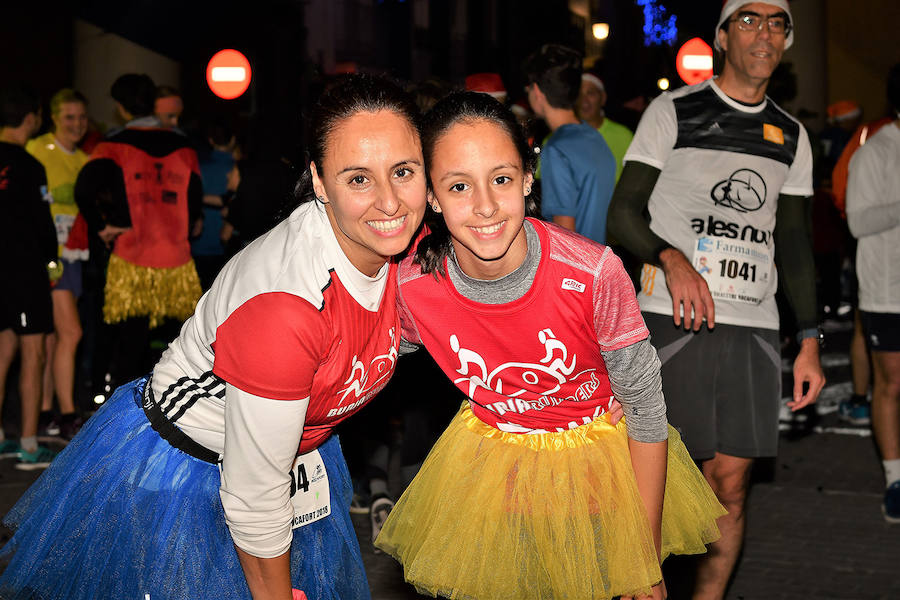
[827,100,861,122]
[465,73,507,99]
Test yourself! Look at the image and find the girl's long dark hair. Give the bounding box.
[416,91,538,277]
[285,74,421,214]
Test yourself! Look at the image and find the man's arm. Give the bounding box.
[774,193,825,409]
[551,215,576,231]
[188,171,204,238]
[74,158,131,233]
[608,162,716,330]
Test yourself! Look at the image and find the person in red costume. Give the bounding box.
[75,73,204,387]
[375,91,724,600]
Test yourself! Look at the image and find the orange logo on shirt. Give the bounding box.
[641,264,657,296]
[763,123,784,145]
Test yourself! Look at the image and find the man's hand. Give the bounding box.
[191,218,204,238]
[659,248,715,331]
[97,225,129,248]
[789,339,825,411]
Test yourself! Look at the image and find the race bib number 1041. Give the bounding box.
[692,236,771,305]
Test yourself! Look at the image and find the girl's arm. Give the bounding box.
[628,438,667,560]
[220,384,309,600]
[601,339,668,578]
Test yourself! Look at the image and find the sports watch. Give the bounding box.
[796,326,825,347]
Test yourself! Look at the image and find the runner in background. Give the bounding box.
[26,88,90,442]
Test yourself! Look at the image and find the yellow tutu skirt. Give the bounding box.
[376,403,725,600]
[104,254,202,328]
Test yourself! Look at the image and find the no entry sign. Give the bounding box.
[676,38,713,86]
[206,49,252,100]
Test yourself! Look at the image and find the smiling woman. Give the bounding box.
[310,109,425,277]
[0,74,426,600]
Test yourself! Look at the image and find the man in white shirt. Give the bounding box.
[846,62,900,524]
[608,2,826,597]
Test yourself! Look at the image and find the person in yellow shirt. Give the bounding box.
[577,73,634,182]
[25,88,89,441]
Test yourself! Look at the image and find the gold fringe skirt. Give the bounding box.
[376,403,726,600]
[104,254,202,328]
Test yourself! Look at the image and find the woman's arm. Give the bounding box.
[235,548,292,600]
[220,385,309,599]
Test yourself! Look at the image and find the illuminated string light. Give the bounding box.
[636,0,678,47]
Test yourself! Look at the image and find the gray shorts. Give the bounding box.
[644,312,782,460]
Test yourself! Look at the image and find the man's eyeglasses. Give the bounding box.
[730,12,792,35]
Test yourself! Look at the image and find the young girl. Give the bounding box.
[0,75,426,600]
[376,92,725,599]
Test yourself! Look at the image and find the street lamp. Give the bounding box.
[592,23,610,40]
[657,77,670,91]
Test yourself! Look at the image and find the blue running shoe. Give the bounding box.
[883,481,900,524]
[0,439,21,459]
[838,396,871,426]
[15,445,58,471]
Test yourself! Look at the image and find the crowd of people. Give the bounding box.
[0,1,898,599]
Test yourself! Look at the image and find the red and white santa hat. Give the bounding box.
[465,73,507,100]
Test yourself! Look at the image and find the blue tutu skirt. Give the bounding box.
[0,377,369,600]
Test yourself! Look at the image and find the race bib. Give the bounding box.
[692,236,771,305]
[54,213,76,244]
[289,449,330,529]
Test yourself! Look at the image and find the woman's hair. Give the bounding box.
[49,88,87,118]
[291,74,421,208]
[416,91,538,276]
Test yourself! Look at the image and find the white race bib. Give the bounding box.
[692,236,771,305]
[54,213,76,244]
[288,449,330,529]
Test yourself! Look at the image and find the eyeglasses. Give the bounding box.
[730,12,792,35]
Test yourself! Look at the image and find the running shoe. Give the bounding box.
[58,414,86,441]
[883,481,900,524]
[0,440,21,459]
[370,494,394,548]
[37,411,61,438]
[838,396,871,426]
[15,446,59,471]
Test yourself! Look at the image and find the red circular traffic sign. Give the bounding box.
[206,49,252,100]
[676,37,713,86]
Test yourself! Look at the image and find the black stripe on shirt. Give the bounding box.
[673,86,800,166]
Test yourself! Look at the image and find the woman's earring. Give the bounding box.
[524,187,532,196]
[316,195,326,204]
[430,202,441,213]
